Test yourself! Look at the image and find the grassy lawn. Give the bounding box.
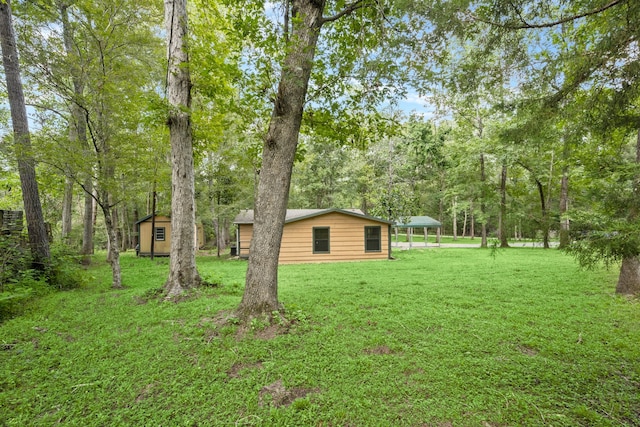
[393,233,556,245]
[1,248,639,426]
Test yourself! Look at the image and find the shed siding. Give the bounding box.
[139,216,171,255]
[238,224,253,258]
[238,212,390,263]
[138,215,204,256]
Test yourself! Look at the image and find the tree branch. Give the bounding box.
[470,0,625,29]
[321,0,370,25]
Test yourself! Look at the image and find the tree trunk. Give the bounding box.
[469,200,475,239]
[480,153,488,248]
[499,164,509,248]
[0,0,50,270]
[533,177,550,249]
[452,197,458,240]
[101,201,122,289]
[61,2,93,262]
[164,0,201,297]
[558,167,570,249]
[616,128,640,296]
[61,176,73,241]
[238,0,326,320]
[81,183,94,264]
[616,256,640,295]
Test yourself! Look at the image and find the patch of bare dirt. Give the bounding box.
[227,361,263,379]
[517,344,538,356]
[258,379,318,408]
[135,383,158,403]
[363,345,393,355]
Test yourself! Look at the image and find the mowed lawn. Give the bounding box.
[1,248,639,426]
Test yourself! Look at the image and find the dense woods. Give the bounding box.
[1,0,640,308]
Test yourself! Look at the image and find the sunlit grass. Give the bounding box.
[1,248,638,426]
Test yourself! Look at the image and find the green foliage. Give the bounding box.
[0,241,85,321]
[46,243,88,290]
[565,213,640,269]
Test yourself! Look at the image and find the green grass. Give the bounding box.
[1,249,639,426]
[394,233,557,245]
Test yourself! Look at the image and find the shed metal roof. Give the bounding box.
[394,215,442,228]
[233,208,392,225]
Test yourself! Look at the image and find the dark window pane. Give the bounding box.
[313,227,330,253]
[365,226,381,252]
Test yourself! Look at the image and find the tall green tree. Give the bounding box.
[164,0,201,297]
[237,0,377,320]
[0,0,50,270]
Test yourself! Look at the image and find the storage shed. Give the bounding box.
[233,208,392,264]
[136,214,204,256]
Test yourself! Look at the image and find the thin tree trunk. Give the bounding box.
[558,137,571,249]
[61,176,73,241]
[81,183,94,264]
[462,205,468,238]
[534,178,550,249]
[61,2,93,262]
[164,0,200,297]
[470,200,475,239]
[238,0,327,320]
[480,154,488,248]
[101,201,122,289]
[452,196,458,241]
[499,163,509,248]
[0,0,50,270]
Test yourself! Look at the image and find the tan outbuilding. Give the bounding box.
[136,214,204,257]
[233,208,392,264]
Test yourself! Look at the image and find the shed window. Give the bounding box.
[365,226,381,252]
[155,227,166,241]
[313,227,330,254]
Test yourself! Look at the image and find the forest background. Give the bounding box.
[1,0,640,298]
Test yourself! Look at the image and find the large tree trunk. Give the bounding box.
[616,256,640,295]
[499,163,509,248]
[616,128,640,295]
[238,0,326,320]
[0,0,50,270]
[164,0,200,297]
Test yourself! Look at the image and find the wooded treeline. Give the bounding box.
[1,0,639,302]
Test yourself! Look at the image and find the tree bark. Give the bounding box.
[81,183,94,264]
[61,176,73,241]
[616,256,640,295]
[616,128,640,295]
[0,0,50,270]
[499,163,509,248]
[101,199,122,289]
[477,112,488,248]
[558,167,570,249]
[164,0,201,297]
[452,196,458,240]
[238,0,326,319]
[532,176,550,249]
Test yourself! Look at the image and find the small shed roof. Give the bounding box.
[234,208,392,225]
[394,215,442,228]
[135,213,170,225]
